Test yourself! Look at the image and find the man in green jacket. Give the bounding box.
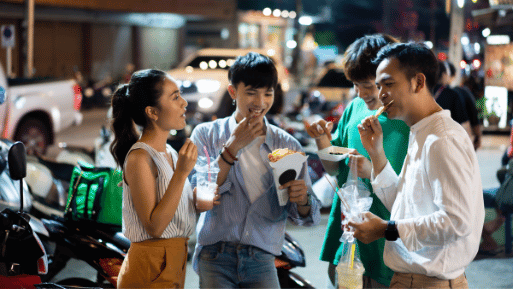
[306,34,409,288]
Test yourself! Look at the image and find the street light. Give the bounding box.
[263,8,272,16]
[273,9,281,17]
[298,16,312,26]
[482,28,491,37]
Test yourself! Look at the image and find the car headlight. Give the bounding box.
[198,97,214,109]
[196,79,221,93]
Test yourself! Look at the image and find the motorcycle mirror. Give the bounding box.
[8,141,27,180]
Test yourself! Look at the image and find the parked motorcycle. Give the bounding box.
[25,151,314,287]
[0,142,48,288]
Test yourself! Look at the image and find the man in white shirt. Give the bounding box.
[348,43,484,289]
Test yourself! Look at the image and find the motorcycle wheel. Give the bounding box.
[277,268,315,288]
[56,277,98,287]
[14,117,51,156]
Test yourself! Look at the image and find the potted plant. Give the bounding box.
[486,96,501,126]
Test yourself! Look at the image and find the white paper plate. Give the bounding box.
[317,146,352,162]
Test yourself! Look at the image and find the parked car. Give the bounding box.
[167,48,291,121]
[0,61,83,155]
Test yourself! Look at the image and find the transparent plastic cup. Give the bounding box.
[195,166,219,208]
[336,262,365,289]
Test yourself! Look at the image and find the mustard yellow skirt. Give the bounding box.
[117,237,188,289]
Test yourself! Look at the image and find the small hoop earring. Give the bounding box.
[232,99,236,105]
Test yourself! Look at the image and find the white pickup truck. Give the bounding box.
[0,61,83,155]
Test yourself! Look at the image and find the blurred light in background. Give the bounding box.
[183,80,192,88]
[219,60,227,68]
[299,16,313,26]
[263,8,272,16]
[208,60,217,69]
[198,97,214,109]
[474,43,481,54]
[185,66,193,73]
[461,36,470,45]
[289,11,297,19]
[199,61,208,70]
[221,28,229,40]
[487,35,510,45]
[437,52,447,61]
[287,40,297,49]
[472,59,481,69]
[460,60,467,69]
[457,0,465,8]
[227,59,235,67]
[424,41,433,49]
[267,49,276,57]
[281,10,289,18]
[197,79,221,93]
[273,9,281,17]
[482,28,491,37]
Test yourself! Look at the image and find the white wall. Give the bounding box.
[91,24,132,82]
[139,27,179,71]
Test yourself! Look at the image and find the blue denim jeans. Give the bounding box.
[198,242,280,288]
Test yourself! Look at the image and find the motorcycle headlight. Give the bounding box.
[198,97,214,109]
[196,79,221,93]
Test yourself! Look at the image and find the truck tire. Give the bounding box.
[14,117,51,156]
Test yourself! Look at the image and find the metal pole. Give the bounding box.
[24,0,34,78]
[6,47,12,78]
[290,0,302,83]
[448,0,464,84]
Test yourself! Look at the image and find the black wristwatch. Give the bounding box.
[385,220,399,241]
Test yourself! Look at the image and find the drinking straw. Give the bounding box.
[203,146,211,182]
[350,243,356,269]
[324,174,350,212]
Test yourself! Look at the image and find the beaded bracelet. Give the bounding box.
[223,144,238,161]
[220,151,234,166]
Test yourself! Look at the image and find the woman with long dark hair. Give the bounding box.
[110,69,214,288]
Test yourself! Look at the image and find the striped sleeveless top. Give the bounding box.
[122,142,196,242]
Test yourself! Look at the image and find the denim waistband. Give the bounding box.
[209,241,265,255]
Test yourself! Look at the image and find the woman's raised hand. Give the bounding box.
[175,138,198,175]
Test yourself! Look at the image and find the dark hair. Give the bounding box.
[436,61,449,84]
[446,61,456,77]
[343,34,399,82]
[373,42,438,93]
[228,52,278,90]
[110,69,167,167]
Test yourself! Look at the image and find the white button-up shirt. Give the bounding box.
[371,110,484,280]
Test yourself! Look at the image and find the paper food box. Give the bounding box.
[268,149,308,206]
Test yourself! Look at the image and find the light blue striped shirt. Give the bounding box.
[190,115,321,272]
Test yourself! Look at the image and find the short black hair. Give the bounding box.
[373,42,438,93]
[228,52,278,90]
[436,61,449,84]
[343,34,399,82]
[446,61,456,77]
